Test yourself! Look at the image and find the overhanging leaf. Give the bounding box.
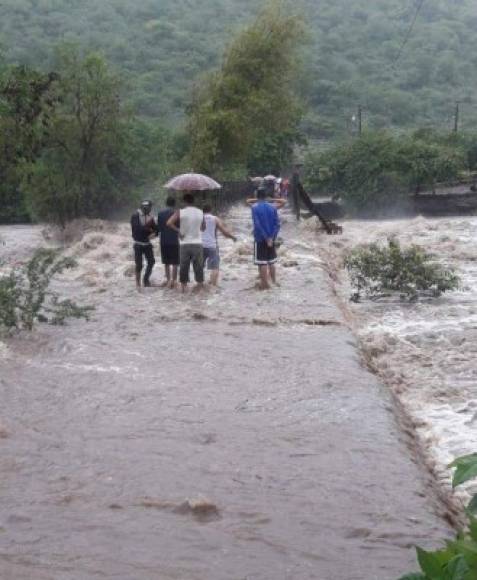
[417,546,445,579]
[444,555,470,580]
[451,540,477,567]
[466,494,477,516]
[448,454,477,488]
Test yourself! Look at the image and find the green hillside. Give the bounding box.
[1,0,477,135]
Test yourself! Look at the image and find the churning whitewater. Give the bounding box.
[320,215,477,507]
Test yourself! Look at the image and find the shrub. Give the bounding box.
[304,131,467,213]
[0,248,93,331]
[344,238,460,301]
[399,453,477,580]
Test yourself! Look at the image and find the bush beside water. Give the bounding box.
[0,248,93,331]
[345,238,460,302]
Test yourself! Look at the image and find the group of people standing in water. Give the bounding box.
[130,186,286,292]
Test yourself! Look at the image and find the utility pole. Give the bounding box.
[454,101,460,133]
[358,105,362,135]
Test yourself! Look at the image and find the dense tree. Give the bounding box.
[304,130,467,213]
[1,0,477,134]
[24,48,172,225]
[0,63,59,222]
[187,1,304,175]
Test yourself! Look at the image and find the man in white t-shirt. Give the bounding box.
[166,192,205,292]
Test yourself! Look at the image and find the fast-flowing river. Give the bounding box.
[0,209,455,580]
[319,215,477,506]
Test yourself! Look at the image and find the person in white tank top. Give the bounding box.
[202,204,237,286]
[167,193,206,292]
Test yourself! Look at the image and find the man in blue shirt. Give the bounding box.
[248,186,285,290]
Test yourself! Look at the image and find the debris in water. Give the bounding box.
[173,497,221,522]
[191,312,210,321]
[139,496,220,522]
[252,318,277,327]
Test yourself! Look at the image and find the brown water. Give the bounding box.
[0,210,451,580]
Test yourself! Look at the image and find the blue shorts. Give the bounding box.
[203,246,220,270]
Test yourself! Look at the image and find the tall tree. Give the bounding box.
[25,47,129,225]
[0,64,58,222]
[187,1,305,175]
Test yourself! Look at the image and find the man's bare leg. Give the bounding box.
[258,265,270,290]
[161,265,170,287]
[269,264,279,286]
[209,269,219,286]
[169,265,178,288]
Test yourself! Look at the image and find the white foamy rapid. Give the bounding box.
[318,215,477,506]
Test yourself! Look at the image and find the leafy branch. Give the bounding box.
[0,248,93,331]
[399,454,477,580]
[344,238,460,302]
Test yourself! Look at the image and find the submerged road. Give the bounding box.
[0,208,450,580]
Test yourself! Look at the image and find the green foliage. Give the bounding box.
[0,45,177,225]
[1,0,477,133]
[24,49,129,225]
[22,47,172,225]
[187,1,305,174]
[399,454,477,580]
[0,248,93,332]
[0,64,59,222]
[304,131,468,212]
[449,455,477,489]
[345,238,460,301]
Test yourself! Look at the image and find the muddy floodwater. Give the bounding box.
[0,209,453,580]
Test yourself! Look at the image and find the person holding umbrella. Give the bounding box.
[166,192,205,293]
[163,172,222,293]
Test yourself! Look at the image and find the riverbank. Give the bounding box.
[0,211,451,580]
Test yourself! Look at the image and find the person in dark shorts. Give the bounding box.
[247,186,285,290]
[130,200,156,288]
[157,196,180,288]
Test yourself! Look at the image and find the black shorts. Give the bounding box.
[134,243,155,270]
[161,243,179,265]
[254,240,277,265]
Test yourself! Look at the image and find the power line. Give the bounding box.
[391,0,426,69]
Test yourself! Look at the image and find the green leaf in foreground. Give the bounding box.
[449,540,477,568]
[444,555,470,580]
[466,494,477,516]
[416,546,446,578]
[448,454,477,488]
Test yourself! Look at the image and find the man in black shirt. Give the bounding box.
[131,200,156,288]
[157,196,180,288]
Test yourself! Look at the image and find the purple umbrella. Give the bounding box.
[164,173,222,191]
